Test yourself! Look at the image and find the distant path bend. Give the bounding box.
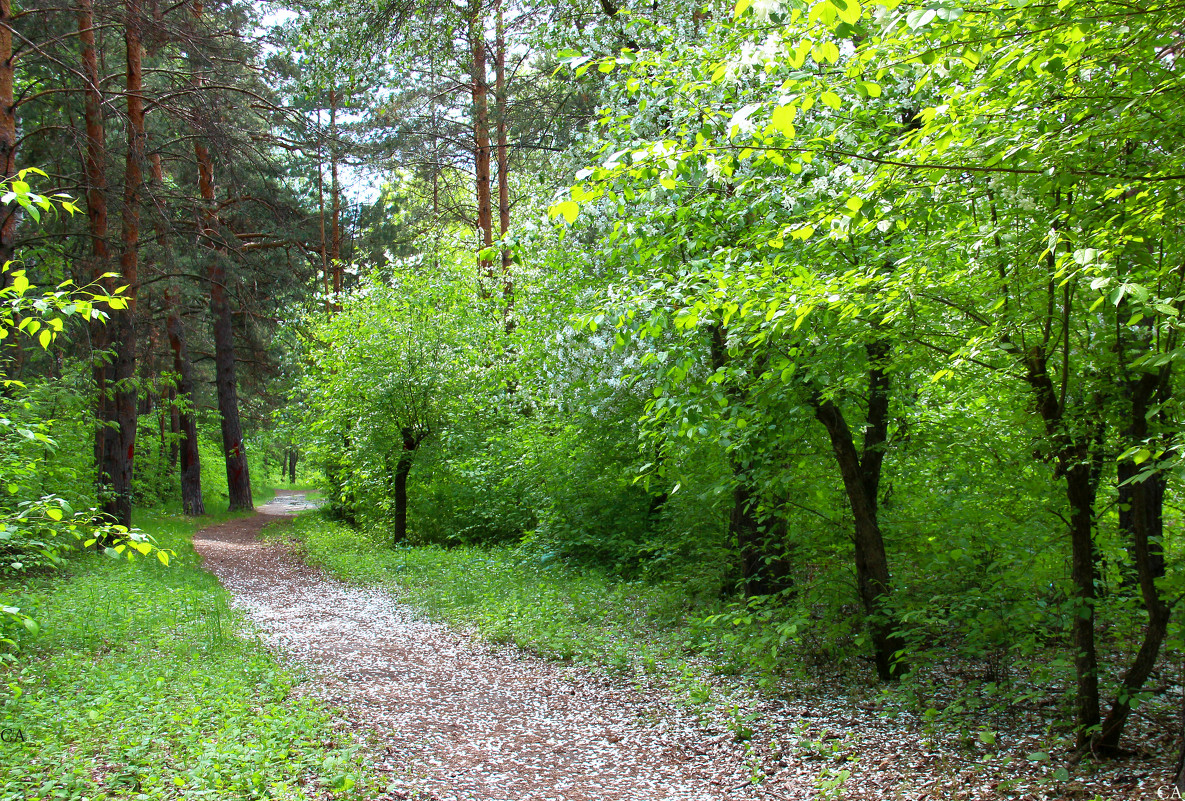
[191,490,783,801]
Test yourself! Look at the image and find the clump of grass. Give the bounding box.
[0,507,386,801]
[280,511,709,674]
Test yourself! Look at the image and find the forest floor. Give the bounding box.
[193,491,1175,801]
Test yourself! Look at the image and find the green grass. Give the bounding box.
[277,512,716,677]
[0,505,386,801]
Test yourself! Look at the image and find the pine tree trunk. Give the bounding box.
[165,286,204,516]
[191,0,251,512]
[494,1,513,332]
[105,0,146,528]
[0,0,17,270]
[78,0,117,502]
[469,8,493,285]
[168,385,179,471]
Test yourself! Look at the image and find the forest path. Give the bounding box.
[190,490,785,801]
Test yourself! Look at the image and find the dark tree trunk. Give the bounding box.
[1064,454,1102,748]
[809,334,904,680]
[78,0,116,504]
[207,245,252,511]
[191,0,250,512]
[1097,368,1172,752]
[392,427,420,544]
[706,324,790,596]
[288,448,297,484]
[165,287,204,516]
[168,385,179,471]
[812,377,905,681]
[0,0,17,270]
[105,0,146,528]
[1022,345,1102,747]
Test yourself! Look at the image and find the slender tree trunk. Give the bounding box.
[392,427,419,544]
[168,385,179,470]
[288,448,297,484]
[105,0,147,528]
[78,0,116,501]
[148,150,202,514]
[0,0,19,383]
[317,146,329,317]
[494,1,513,332]
[328,89,341,303]
[809,334,905,680]
[0,0,18,270]
[706,323,789,596]
[1097,369,1172,752]
[1023,345,1102,747]
[164,291,204,517]
[469,8,493,285]
[192,0,251,512]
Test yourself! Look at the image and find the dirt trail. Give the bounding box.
[192,490,776,801]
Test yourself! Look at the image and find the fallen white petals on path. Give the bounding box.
[195,495,781,800]
[192,492,1176,801]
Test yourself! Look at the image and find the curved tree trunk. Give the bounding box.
[1097,368,1172,752]
[812,386,905,681]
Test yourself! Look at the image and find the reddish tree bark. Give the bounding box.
[103,0,147,528]
[78,0,118,492]
[494,1,513,332]
[0,0,17,270]
[470,8,493,286]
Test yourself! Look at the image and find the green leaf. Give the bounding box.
[548,201,579,225]
[845,197,864,212]
[821,91,842,110]
[770,104,797,137]
[833,0,861,25]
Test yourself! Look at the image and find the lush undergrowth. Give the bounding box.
[0,503,383,801]
[278,510,726,677]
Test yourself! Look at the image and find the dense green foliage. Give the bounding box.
[286,0,1185,770]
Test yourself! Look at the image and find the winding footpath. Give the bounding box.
[192,491,779,801]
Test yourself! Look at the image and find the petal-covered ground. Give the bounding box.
[192,492,1174,801]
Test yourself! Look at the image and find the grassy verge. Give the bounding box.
[0,506,384,801]
[277,512,709,677]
